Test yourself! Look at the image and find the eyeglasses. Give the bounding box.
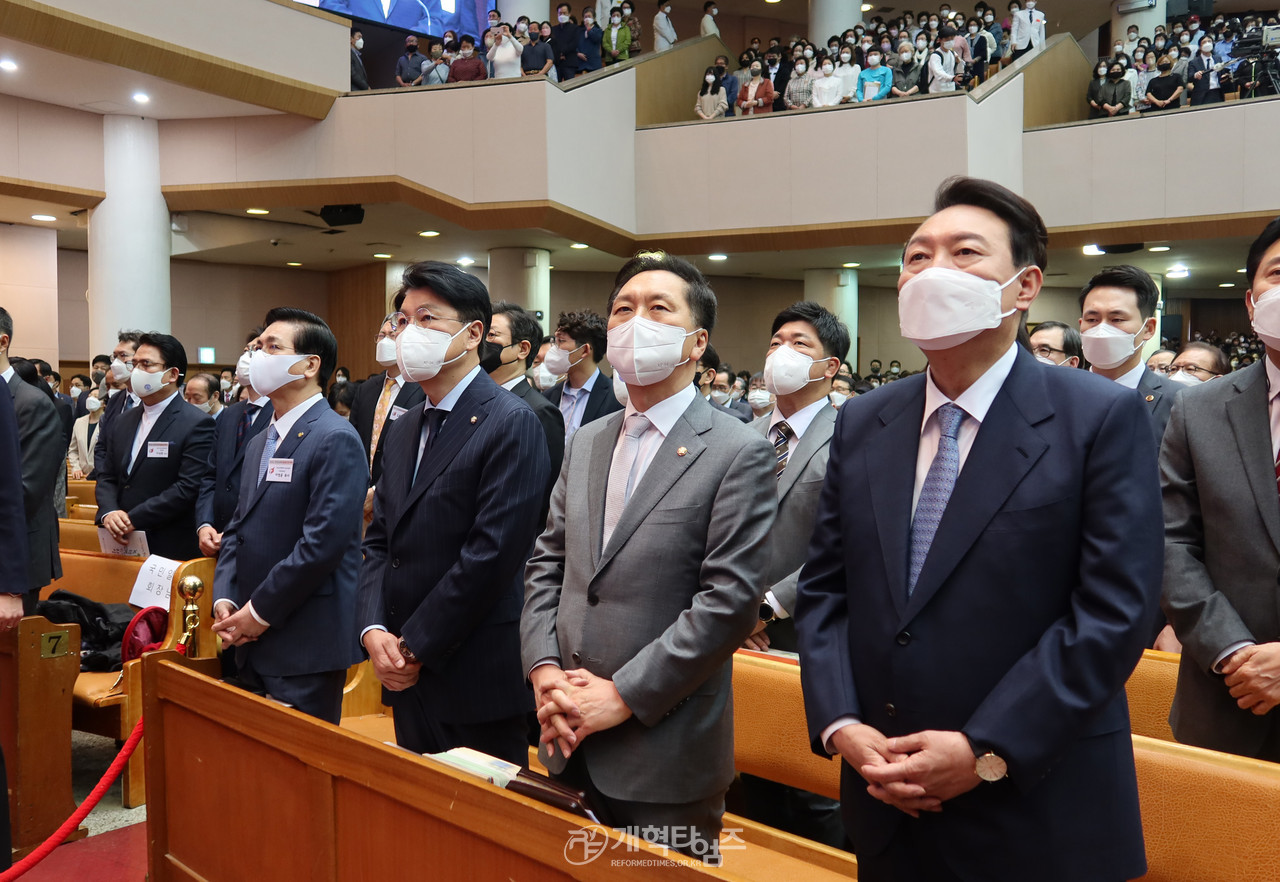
[1168,364,1222,378]
[123,359,168,372]
[1030,345,1066,359]
[1148,363,1175,374]
[389,308,465,332]
[246,342,298,356]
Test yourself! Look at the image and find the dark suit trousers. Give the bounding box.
[555,749,724,863]
[228,660,345,725]
[739,773,847,850]
[390,684,527,767]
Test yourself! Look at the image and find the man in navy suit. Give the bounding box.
[196,330,273,558]
[358,262,549,765]
[95,333,214,562]
[795,177,1160,882]
[211,309,367,724]
[543,309,624,439]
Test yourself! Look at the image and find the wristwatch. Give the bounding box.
[973,750,1008,782]
[398,636,418,663]
[758,601,777,624]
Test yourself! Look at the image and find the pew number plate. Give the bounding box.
[40,631,71,659]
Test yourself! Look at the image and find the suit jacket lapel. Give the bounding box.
[867,386,925,620]
[126,404,175,480]
[777,405,835,499]
[1225,365,1280,555]
[1137,368,1163,413]
[903,354,1051,623]
[240,400,323,519]
[594,398,711,576]
[230,402,273,470]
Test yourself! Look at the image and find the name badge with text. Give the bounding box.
[147,442,169,458]
[265,458,294,482]
[389,405,408,422]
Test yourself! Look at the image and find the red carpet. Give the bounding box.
[20,823,147,881]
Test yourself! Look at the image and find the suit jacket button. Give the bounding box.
[884,702,897,717]
[392,558,400,568]
[571,651,582,664]
[896,631,911,646]
[587,594,599,606]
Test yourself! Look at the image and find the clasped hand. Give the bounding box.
[832,723,982,817]
[1222,642,1280,715]
[531,666,632,760]
[211,601,268,648]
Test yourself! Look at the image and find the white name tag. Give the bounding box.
[389,405,408,422]
[147,442,169,458]
[265,458,294,482]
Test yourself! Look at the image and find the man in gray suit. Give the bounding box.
[212,308,367,723]
[522,253,777,861]
[0,308,62,608]
[1163,217,1280,760]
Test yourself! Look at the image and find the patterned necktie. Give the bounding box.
[412,408,447,486]
[1274,446,1280,501]
[908,403,965,597]
[773,420,794,479]
[256,425,279,485]
[236,404,259,454]
[602,414,651,547]
[369,375,398,466]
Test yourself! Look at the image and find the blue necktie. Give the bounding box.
[908,403,964,597]
[256,425,279,485]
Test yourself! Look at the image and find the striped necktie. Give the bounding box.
[256,425,279,485]
[772,420,794,479]
[908,403,965,597]
[369,375,398,466]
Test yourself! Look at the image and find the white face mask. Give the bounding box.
[916,39,927,49]
[219,377,231,391]
[558,13,569,22]
[710,389,731,404]
[898,266,1026,350]
[584,17,593,25]
[517,21,528,32]
[461,48,474,57]
[131,366,170,398]
[764,344,824,396]
[841,52,852,62]
[396,322,469,383]
[69,385,82,398]
[543,341,585,376]
[706,74,716,83]
[803,48,814,58]
[606,315,698,386]
[110,357,132,382]
[192,400,214,413]
[1080,322,1147,370]
[531,361,560,390]
[972,26,981,35]
[829,391,848,408]
[235,349,253,387]
[795,63,806,74]
[902,51,915,62]
[822,64,834,74]
[746,389,773,409]
[375,336,398,367]
[612,15,620,23]
[85,395,104,413]
[249,349,312,396]
[355,37,364,50]
[612,371,629,405]
[1250,289,1280,350]
[867,54,881,66]
[1166,369,1203,387]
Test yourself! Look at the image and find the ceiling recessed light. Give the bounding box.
[456,256,475,266]
[1082,244,1105,256]
[286,261,302,267]
[861,2,873,9]
[1219,282,1235,288]
[30,214,56,222]
[1238,267,1248,273]
[569,243,589,250]
[245,208,270,215]
[418,230,440,238]
[1148,245,1170,252]
[0,60,17,73]
[1167,266,1190,279]
[132,92,150,104]
[708,254,727,261]
[373,252,393,259]
[842,262,861,268]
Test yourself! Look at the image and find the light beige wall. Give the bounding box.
[547,71,636,232]
[43,0,350,92]
[57,250,328,366]
[1,226,60,369]
[0,96,104,192]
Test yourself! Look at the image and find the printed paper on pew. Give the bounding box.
[128,555,180,609]
[97,527,150,558]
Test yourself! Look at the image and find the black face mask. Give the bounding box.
[1108,69,1123,79]
[477,341,510,375]
[1158,62,1172,71]
[714,65,726,77]
[406,44,418,54]
[91,370,106,385]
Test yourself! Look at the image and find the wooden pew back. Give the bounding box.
[0,616,86,859]
[143,654,853,882]
[58,518,102,552]
[1126,649,1179,743]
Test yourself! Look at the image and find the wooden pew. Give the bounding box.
[340,660,389,719]
[46,550,219,807]
[143,653,854,882]
[65,479,97,521]
[1126,649,1179,743]
[58,518,102,552]
[0,616,86,860]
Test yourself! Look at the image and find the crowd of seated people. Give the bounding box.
[1088,10,1280,118]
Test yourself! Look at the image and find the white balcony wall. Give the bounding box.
[0,95,104,192]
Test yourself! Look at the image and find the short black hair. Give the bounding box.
[2,307,19,345]
[261,307,338,390]
[1029,319,1083,360]
[1078,265,1160,319]
[609,251,717,335]
[493,302,544,368]
[351,27,362,37]
[933,176,1049,271]
[137,332,189,381]
[556,310,608,362]
[460,34,476,47]
[770,301,852,363]
[704,0,715,9]
[397,261,492,338]
[50,370,61,383]
[91,353,111,367]
[71,373,91,387]
[31,358,51,377]
[1246,217,1280,287]
[699,341,720,371]
[939,25,958,39]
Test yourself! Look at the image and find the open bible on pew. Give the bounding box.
[417,745,601,822]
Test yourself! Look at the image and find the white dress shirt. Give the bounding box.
[501,375,525,392]
[1093,361,1146,390]
[560,367,601,439]
[0,366,12,384]
[415,365,482,475]
[764,396,831,617]
[823,342,1018,752]
[128,389,181,472]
